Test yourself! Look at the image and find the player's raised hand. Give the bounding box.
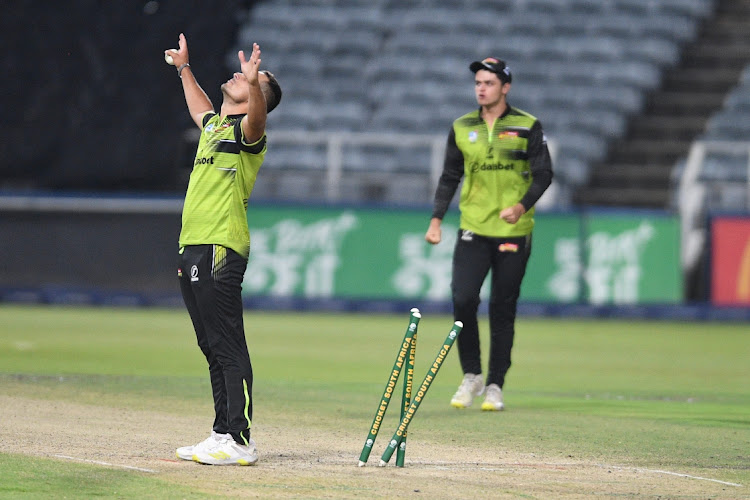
[238,43,261,85]
[165,33,189,68]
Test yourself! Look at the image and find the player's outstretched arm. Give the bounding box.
[239,43,267,144]
[166,33,213,128]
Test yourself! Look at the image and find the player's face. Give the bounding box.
[221,72,270,104]
[221,73,249,102]
[474,70,509,108]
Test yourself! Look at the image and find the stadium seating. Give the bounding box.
[702,70,750,142]
[244,0,715,204]
[671,61,750,214]
[698,150,749,183]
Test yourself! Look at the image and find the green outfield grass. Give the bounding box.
[0,304,748,498]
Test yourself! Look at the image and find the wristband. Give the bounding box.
[177,63,190,78]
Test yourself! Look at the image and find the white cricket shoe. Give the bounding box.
[176,431,221,461]
[192,433,258,466]
[481,383,505,411]
[450,373,485,408]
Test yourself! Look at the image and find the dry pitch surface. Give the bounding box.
[1,394,745,499]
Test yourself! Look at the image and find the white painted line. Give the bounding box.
[53,454,157,474]
[349,458,743,487]
[602,465,742,487]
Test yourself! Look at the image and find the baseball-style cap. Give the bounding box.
[469,57,512,83]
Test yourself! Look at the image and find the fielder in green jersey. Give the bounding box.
[167,33,282,466]
[425,57,553,412]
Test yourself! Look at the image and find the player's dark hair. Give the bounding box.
[260,70,282,113]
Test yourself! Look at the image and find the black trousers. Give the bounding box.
[178,244,253,446]
[451,230,532,388]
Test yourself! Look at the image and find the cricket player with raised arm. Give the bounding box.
[167,33,281,466]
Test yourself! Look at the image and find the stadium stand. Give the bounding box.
[7,0,750,308]
[238,0,720,205]
[4,0,748,211]
[1,1,254,192]
[580,0,750,207]
[670,58,750,300]
[703,69,750,142]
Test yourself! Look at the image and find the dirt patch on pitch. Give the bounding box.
[0,394,744,499]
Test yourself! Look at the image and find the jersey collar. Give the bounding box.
[478,103,512,121]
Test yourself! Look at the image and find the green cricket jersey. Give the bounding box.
[432,105,553,237]
[179,112,266,259]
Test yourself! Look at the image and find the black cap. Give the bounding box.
[469,57,512,83]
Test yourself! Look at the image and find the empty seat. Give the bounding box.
[275,57,322,80]
[285,29,340,54]
[586,14,636,38]
[704,183,747,210]
[331,0,387,7]
[249,4,298,30]
[704,113,750,141]
[622,38,680,66]
[369,80,463,107]
[264,144,328,170]
[554,130,609,162]
[274,173,328,201]
[369,102,428,133]
[320,102,368,132]
[543,108,626,138]
[551,13,599,36]
[237,25,291,52]
[557,36,625,62]
[486,34,548,61]
[342,144,405,172]
[328,31,383,58]
[266,99,324,131]
[639,15,698,42]
[508,82,552,111]
[383,175,432,205]
[594,60,662,90]
[576,85,644,114]
[384,31,484,60]
[454,11,514,35]
[553,157,591,186]
[740,64,750,83]
[611,0,656,16]
[267,110,319,132]
[321,74,368,101]
[657,0,715,18]
[723,88,750,112]
[400,8,464,33]
[568,0,616,11]
[395,148,433,173]
[697,151,749,182]
[321,54,367,78]
[517,0,568,14]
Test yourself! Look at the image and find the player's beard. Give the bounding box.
[221,83,246,106]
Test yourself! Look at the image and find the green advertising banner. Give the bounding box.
[243,206,682,304]
[244,206,459,300]
[583,213,682,304]
[521,213,582,303]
